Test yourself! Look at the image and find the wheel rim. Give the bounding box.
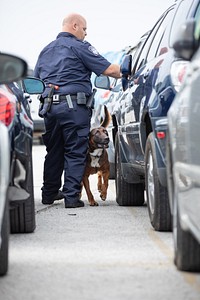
[147,150,155,214]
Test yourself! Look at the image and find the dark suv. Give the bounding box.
[95,0,200,231]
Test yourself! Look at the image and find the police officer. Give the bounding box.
[34,13,121,208]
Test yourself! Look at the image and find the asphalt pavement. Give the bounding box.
[0,144,199,300]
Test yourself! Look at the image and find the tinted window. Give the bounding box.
[133,9,173,73]
[147,8,174,61]
[195,3,200,21]
[130,34,149,74]
[194,4,200,41]
[169,0,194,47]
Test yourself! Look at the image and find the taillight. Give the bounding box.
[0,89,16,126]
[157,131,165,139]
[170,61,189,92]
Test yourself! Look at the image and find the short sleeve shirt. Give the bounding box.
[34,32,111,97]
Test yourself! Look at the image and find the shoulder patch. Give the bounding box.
[88,46,99,56]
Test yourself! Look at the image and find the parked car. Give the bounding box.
[95,0,200,232]
[0,52,28,276]
[91,77,123,179]
[0,122,10,276]
[91,49,128,179]
[27,69,45,144]
[166,19,200,272]
[0,77,44,275]
[94,36,149,179]
[4,77,44,235]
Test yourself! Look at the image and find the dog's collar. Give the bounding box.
[90,153,102,158]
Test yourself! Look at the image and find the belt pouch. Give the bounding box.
[77,92,87,105]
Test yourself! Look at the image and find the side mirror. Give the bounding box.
[120,55,132,91]
[22,77,45,94]
[120,54,132,76]
[94,74,111,90]
[0,53,27,84]
[173,19,198,60]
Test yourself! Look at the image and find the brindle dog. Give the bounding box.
[82,106,111,206]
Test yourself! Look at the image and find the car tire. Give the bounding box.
[0,199,9,276]
[145,132,171,231]
[10,153,36,234]
[174,204,200,272]
[115,134,144,206]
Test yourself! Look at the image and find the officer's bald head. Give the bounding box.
[62,13,87,41]
[62,13,86,26]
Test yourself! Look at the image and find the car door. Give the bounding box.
[119,6,175,166]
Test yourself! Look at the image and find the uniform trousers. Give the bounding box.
[41,99,91,205]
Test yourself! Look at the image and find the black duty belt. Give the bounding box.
[52,94,77,102]
[44,94,90,109]
[52,94,90,103]
[43,90,96,110]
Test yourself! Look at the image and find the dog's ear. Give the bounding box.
[100,105,111,128]
[90,105,103,129]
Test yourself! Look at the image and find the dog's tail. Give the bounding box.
[100,105,111,128]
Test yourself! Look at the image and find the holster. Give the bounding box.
[86,88,97,109]
[38,97,52,118]
[38,86,55,118]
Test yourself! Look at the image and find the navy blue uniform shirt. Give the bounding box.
[34,32,111,97]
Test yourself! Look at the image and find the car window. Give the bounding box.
[169,0,194,47]
[130,33,150,74]
[194,3,200,22]
[133,8,173,73]
[194,4,200,41]
[195,4,200,20]
[128,46,137,60]
[130,41,146,73]
[147,8,175,61]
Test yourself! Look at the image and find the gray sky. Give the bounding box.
[0,0,174,67]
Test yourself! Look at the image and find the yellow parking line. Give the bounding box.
[128,207,200,292]
[148,228,200,293]
[148,229,173,259]
[182,273,200,293]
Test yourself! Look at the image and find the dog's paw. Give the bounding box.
[89,201,99,206]
[100,194,107,201]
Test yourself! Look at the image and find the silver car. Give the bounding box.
[166,20,200,272]
[0,121,10,276]
[0,54,45,276]
[0,53,28,276]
